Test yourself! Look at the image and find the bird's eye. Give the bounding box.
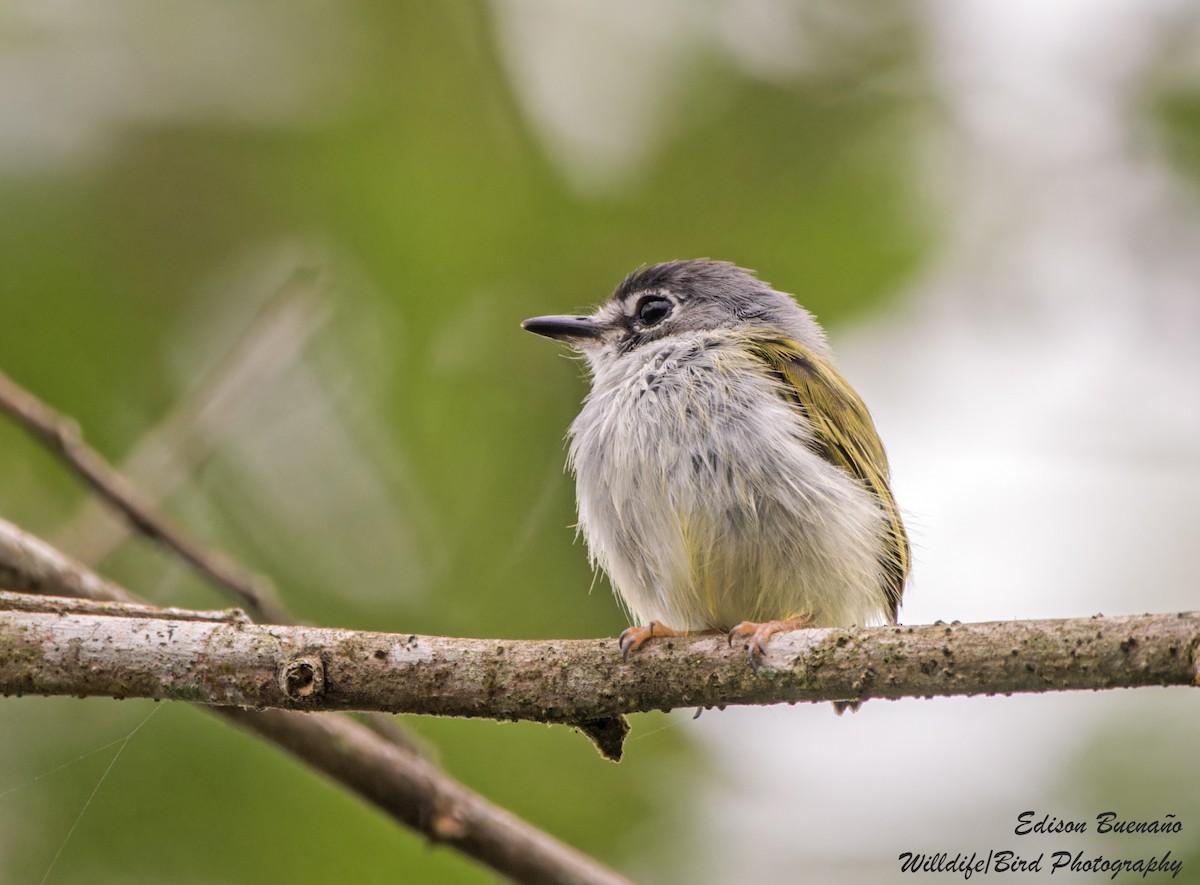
[635,296,673,327]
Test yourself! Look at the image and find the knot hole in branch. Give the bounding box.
[280,654,325,700]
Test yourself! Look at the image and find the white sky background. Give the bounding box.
[0,1,364,173]
[492,0,1200,880]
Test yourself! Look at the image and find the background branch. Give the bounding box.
[0,367,289,623]
[3,589,1197,722]
[0,515,137,604]
[54,268,330,567]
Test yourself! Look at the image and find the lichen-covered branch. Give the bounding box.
[3,590,1196,721]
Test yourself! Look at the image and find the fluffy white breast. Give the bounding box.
[568,332,891,632]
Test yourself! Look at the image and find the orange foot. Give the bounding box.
[618,621,684,660]
[727,617,811,671]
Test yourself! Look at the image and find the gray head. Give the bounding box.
[522,260,832,367]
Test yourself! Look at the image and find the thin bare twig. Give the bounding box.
[0,590,246,623]
[55,268,330,566]
[0,368,289,624]
[0,521,631,885]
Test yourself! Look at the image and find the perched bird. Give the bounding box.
[522,260,909,671]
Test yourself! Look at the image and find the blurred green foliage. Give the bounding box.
[0,2,930,881]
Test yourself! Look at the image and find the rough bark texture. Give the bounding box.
[3,592,1196,722]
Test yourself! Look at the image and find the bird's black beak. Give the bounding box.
[521,314,604,342]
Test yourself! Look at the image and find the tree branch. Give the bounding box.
[215,706,628,885]
[3,590,1197,721]
[0,514,138,603]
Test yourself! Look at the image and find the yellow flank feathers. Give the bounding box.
[742,334,910,621]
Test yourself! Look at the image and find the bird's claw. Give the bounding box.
[727,618,810,671]
[619,622,654,660]
[618,621,679,660]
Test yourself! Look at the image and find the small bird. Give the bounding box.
[522,260,909,671]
